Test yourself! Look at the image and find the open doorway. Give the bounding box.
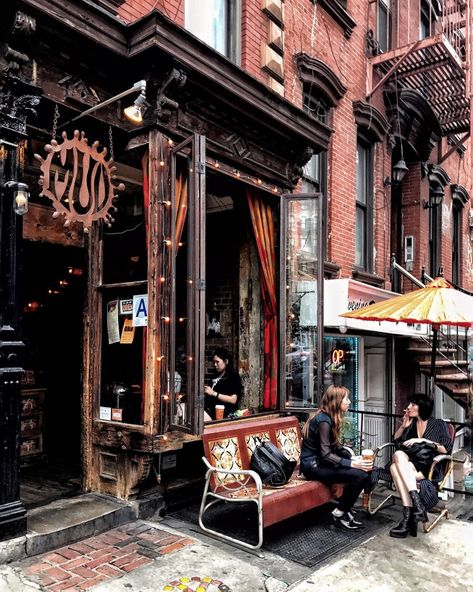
[19,241,85,508]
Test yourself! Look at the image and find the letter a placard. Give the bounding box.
[133,294,148,327]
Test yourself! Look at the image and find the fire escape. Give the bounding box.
[367,1,472,413]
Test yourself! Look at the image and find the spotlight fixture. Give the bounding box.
[124,92,147,123]
[57,80,147,129]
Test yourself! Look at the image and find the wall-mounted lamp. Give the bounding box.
[383,159,409,186]
[57,80,147,130]
[423,184,444,209]
[4,181,29,215]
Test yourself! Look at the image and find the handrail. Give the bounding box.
[391,257,425,288]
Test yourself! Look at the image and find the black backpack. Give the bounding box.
[250,440,297,487]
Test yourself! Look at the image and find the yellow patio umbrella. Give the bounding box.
[340,277,473,386]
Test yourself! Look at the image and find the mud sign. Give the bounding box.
[163,577,231,591]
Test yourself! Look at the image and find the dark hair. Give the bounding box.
[408,393,434,420]
[212,347,233,370]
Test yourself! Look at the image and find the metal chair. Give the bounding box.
[366,423,455,533]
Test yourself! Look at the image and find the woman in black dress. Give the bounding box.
[389,392,453,538]
[203,348,242,421]
[300,385,372,531]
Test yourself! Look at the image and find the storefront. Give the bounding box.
[1,1,334,520]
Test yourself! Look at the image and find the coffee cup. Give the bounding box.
[362,448,374,470]
[215,404,225,420]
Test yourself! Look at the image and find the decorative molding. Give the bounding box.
[58,75,101,108]
[296,53,347,106]
[324,261,341,279]
[155,67,187,123]
[351,269,385,288]
[353,100,389,143]
[451,183,469,206]
[312,0,357,39]
[427,164,450,188]
[268,77,284,96]
[268,20,284,55]
[262,0,284,26]
[384,88,442,161]
[287,145,313,185]
[262,45,284,83]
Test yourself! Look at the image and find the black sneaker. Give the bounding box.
[331,512,361,531]
[346,511,365,528]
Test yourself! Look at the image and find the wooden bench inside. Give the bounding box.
[199,414,341,550]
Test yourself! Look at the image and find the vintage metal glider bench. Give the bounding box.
[199,415,342,550]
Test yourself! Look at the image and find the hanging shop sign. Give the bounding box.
[34,130,125,231]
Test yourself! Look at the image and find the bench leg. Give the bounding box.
[198,480,263,550]
[422,508,448,533]
[367,491,396,515]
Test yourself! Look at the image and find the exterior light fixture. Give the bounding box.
[383,159,409,186]
[124,92,147,123]
[57,80,147,129]
[423,185,444,209]
[392,159,409,183]
[4,181,29,215]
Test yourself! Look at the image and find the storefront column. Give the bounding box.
[0,136,27,541]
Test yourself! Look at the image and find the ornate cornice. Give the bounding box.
[384,88,442,161]
[353,100,389,143]
[428,164,450,188]
[295,53,347,107]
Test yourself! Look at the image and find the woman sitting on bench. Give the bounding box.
[300,385,372,531]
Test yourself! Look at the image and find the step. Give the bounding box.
[406,347,458,354]
[418,360,469,368]
[435,373,470,382]
[25,493,136,557]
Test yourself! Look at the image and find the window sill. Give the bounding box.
[351,269,385,288]
[312,0,357,39]
[324,260,341,278]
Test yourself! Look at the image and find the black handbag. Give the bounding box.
[399,441,436,471]
[250,440,297,487]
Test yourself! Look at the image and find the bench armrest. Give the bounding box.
[428,454,453,488]
[374,442,396,459]
[202,457,263,494]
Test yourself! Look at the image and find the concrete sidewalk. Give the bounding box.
[0,516,472,592]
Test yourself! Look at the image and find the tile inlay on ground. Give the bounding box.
[22,522,194,591]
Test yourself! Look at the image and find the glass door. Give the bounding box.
[168,134,206,434]
[280,193,324,410]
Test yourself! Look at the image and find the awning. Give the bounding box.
[324,279,428,336]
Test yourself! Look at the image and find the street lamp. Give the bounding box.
[424,185,444,209]
[383,159,409,187]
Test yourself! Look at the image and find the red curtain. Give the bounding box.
[247,189,278,409]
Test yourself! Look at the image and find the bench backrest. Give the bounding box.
[202,415,302,488]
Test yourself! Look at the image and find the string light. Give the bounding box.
[256,178,262,185]
[160,276,165,283]
[168,139,174,146]
[178,317,186,322]
[162,316,171,323]
[205,158,281,194]
[164,239,172,246]
[213,160,220,168]
[157,355,165,361]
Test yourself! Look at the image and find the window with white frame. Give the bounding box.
[355,139,374,271]
[185,0,240,62]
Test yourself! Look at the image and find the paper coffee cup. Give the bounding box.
[215,404,225,420]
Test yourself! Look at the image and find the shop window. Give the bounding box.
[355,139,374,272]
[98,164,147,426]
[323,335,360,448]
[284,195,324,409]
[185,0,241,63]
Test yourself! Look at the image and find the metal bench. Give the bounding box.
[199,414,341,550]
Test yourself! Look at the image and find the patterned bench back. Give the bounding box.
[202,415,301,489]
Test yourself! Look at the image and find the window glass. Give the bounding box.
[323,336,360,448]
[102,165,146,284]
[285,198,320,408]
[452,202,462,284]
[355,141,372,271]
[185,0,229,57]
[377,0,390,52]
[99,287,146,425]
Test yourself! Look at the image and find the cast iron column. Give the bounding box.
[0,139,26,541]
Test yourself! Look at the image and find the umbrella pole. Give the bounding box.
[430,326,439,397]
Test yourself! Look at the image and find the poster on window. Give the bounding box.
[133,294,148,327]
[107,300,120,344]
[206,310,222,337]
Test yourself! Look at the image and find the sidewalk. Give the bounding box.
[0,515,472,592]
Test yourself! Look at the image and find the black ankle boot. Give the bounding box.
[409,490,428,523]
[389,507,411,538]
[407,507,418,537]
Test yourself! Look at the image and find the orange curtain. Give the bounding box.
[247,189,278,409]
[175,170,188,248]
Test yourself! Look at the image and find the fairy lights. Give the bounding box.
[208,158,282,194]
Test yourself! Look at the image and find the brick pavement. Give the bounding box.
[22,522,194,591]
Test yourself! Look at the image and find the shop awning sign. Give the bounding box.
[133,294,148,327]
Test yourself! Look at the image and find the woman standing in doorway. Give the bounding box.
[389,392,453,538]
[204,348,242,421]
[301,385,372,531]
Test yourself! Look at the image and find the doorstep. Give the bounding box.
[0,492,164,564]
